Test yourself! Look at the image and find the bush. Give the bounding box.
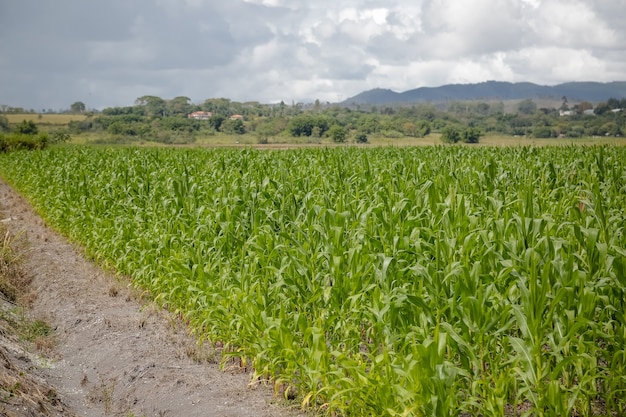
[462,127,482,144]
[0,132,49,152]
[0,115,9,132]
[14,120,38,135]
[380,130,403,138]
[49,130,71,144]
[440,126,462,143]
[532,126,554,138]
[328,125,347,143]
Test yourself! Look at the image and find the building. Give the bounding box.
[188,111,212,120]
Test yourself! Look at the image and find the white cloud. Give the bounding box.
[0,0,625,109]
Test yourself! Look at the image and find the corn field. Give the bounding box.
[1,146,625,416]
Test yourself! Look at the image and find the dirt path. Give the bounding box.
[0,179,304,417]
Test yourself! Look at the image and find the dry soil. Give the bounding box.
[0,178,305,417]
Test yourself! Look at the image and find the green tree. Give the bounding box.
[207,115,225,131]
[355,131,368,143]
[167,96,193,116]
[440,126,461,143]
[221,118,245,135]
[328,125,347,143]
[14,120,38,135]
[0,115,9,132]
[594,102,611,115]
[462,127,482,143]
[135,96,166,117]
[70,101,86,113]
[517,99,537,115]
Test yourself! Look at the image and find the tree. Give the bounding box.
[207,115,225,131]
[135,96,166,117]
[572,101,593,115]
[462,127,482,143]
[355,131,368,143]
[0,115,9,132]
[594,102,611,115]
[328,125,347,143]
[517,99,537,115]
[220,118,245,135]
[14,120,38,135]
[440,126,461,143]
[167,96,193,116]
[70,101,86,113]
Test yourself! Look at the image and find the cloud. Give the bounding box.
[0,0,625,110]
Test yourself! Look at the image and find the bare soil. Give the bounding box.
[0,178,306,417]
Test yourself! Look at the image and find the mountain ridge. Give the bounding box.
[342,81,626,105]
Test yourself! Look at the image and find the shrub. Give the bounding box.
[462,127,482,143]
[0,133,49,152]
[328,125,347,143]
[355,131,368,143]
[440,126,462,143]
[14,120,38,135]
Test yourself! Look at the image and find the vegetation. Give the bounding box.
[1,146,625,416]
[0,119,70,153]
[2,94,626,146]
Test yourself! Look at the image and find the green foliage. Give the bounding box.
[207,114,225,132]
[70,101,86,113]
[62,94,626,143]
[48,130,71,144]
[462,126,482,143]
[327,124,347,143]
[3,146,626,416]
[532,126,554,138]
[287,115,330,137]
[517,98,538,115]
[0,133,48,152]
[220,118,245,135]
[440,126,462,143]
[0,115,9,132]
[355,131,368,143]
[135,95,166,117]
[14,120,38,135]
[1,119,51,152]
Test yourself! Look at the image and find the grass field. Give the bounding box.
[1,145,625,416]
[4,113,87,126]
[76,132,626,148]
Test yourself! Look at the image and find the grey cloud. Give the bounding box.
[1,0,625,110]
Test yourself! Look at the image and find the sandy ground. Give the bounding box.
[0,178,305,417]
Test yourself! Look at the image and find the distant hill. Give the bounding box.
[342,81,626,106]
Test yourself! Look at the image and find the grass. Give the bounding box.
[1,221,55,352]
[65,130,626,148]
[0,226,27,303]
[4,113,87,126]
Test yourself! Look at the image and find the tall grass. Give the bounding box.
[1,145,625,416]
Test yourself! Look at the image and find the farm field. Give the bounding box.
[0,145,625,416]
[4,113,88,126]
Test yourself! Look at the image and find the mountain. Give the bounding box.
[342,81,626,106]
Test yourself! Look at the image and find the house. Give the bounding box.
[188,111,212,120]
[229,114,244,120]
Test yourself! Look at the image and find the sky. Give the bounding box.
[1,0,625,110]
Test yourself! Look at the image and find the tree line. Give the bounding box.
[4,95,626,145]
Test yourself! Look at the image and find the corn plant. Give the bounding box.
[1,145,625,416]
